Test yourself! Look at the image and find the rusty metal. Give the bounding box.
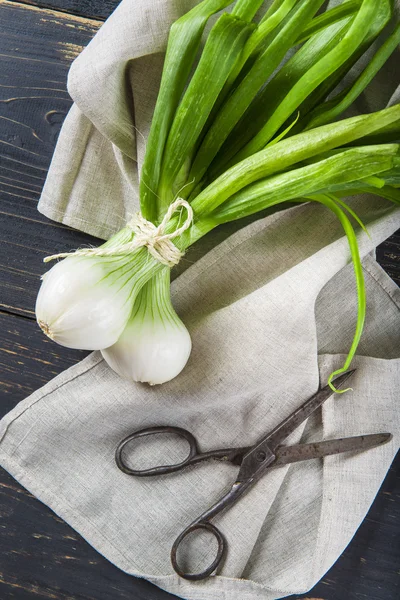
[115,370,392,581]
[115,425,248,476]
[236,370,355,482]
[273,433,392,467]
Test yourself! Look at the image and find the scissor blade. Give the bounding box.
[237,370,355,482]
[266,370,356,451]
[273,433,392,467]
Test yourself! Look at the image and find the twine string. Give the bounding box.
[43,199,194,267]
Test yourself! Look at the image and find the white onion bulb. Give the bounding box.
[36,250,139,350]
[101,270,191,385]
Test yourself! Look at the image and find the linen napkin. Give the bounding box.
[1,1,400,599]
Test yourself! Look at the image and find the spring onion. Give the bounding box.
[36,0,400,388]
[102,270,191,385]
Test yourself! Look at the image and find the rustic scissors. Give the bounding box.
[115,370,391,581]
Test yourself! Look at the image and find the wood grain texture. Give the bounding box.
[0,1,399,599]
[376,230,400,286]
[0,0,102,317]
[10,0,120,20]
[0,311,88,410]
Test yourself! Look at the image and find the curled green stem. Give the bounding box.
[306,194,366,393]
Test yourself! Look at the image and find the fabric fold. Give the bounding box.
[2,0,400,599]
[1,201,399,599]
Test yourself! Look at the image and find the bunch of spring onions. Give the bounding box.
[36,0,400,388]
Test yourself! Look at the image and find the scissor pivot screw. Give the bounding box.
[256,451,267,462]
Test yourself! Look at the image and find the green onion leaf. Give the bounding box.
[234,0,383,161]
[265,112,300,147]
[292,0,393,131]
[304,22,400,131]
[157,12,254,210]
[307,194,366,394]
[226,0,299,89]
[139,0,233,222]
[232,0,265,21]
[190,104,400,216]
[324,193,370,238]
[212,15,352,176]
[188,0,325,187]
[295,0,361,44]
[210,146,397,223]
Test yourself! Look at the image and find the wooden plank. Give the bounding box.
[11,0,120,21]
[0,465,179,600]
[0,0,102,317]
[0,310,88,410]
[376,230,400,286]
[0,313,399,600]
[0,0,99,178]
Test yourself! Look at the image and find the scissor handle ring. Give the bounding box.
[171,521,226,581]
[115,426,199,476]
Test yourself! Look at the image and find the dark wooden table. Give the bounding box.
[0,1,399,599]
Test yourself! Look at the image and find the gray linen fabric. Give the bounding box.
[1,1,400,599]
